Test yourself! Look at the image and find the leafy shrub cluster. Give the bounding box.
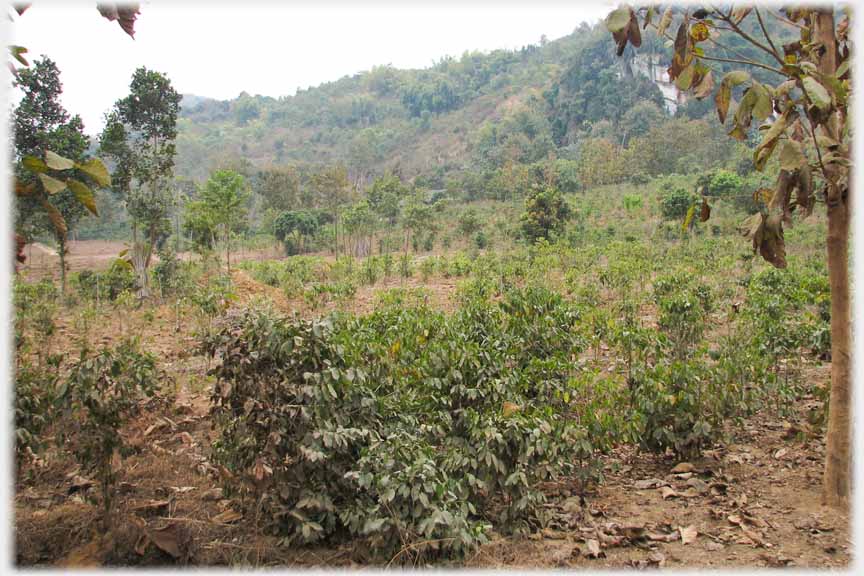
[658,184,695,220]
[203,286,624,560]
[75,258,137,302]
[62,339,161,529]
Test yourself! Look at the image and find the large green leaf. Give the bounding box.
[45,150,75,171]
[67,179,100,216]
[77,158,112,187]
[22,156,47,174]
[38,173,67,195]
[802,76,832,110]
[605,5,632,33]
[751,81,773,121]
[779,140,806,171]
[675,63,695,90]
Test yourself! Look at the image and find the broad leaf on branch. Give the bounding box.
[38,173,67,195]
[657,6,674,38]
[754,213,787,269]
[39,197,67,238]
[796,165,814,217]
[779,140,806,171]
[45,150,75,171]
[715,70,750,124]
[10,45,28,67]
[802,76,832,110]
[78,158,112,187]
[753,108,795,171]
[605,5,632,33]
[693,69,714,99]
[97,3,140,38]
[22,156,47,174]
[67,179,100,217]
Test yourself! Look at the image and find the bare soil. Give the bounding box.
[18,240,284,281]
[13,271,851,568]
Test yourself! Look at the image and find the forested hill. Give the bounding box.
[173,22,644,184]
[173,16,789,195]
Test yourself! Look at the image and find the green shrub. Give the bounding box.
[203,289,614,561]
[473,230,488,249]
[659,186,695,220]
[64,339,160,530]
[15,357,62,464]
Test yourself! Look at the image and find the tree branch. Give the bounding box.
[767,10,808,30]
[697,54,785,76]
[711,4,786,66]
[755,8,781,59]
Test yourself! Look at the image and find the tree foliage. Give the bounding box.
[520,186,572,243]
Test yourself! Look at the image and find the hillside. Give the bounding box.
[174,23,640,185]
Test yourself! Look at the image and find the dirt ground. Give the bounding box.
[13,271,851,568]
[18,240,284,281]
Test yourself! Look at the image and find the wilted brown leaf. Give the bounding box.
[679,524,698,545]
[97,4,140,38]
[671,462,695,474]
[700,197,711,222]
[212,508,243,524]
[585,538,604,558]
[149,524,182,558]
[660,486,680,500]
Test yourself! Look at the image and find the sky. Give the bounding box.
[3,0,614,136]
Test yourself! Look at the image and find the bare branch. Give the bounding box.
[712,5,786,66]
[755,8,781,59]
[767,10,808,30]
[697,54,785,76]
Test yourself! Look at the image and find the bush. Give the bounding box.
[203,289,617,561]
[457,208,481,237]
[473,230,488,250]
[15,358,62,464]
[152,245,185,297]
[64,339,160,530]
[520,186,572,243]
[76,259,137,302]
[659,186,695,220]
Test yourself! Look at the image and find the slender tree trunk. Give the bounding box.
[131,222,150,300]
[814,8,851,509]
[823,181,851,508]
[226,227,231,275]
[57,235,67,294]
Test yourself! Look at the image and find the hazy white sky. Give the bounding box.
[3,1,614,135]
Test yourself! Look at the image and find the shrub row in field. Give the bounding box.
[203,286,625,559]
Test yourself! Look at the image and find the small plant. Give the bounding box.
[420,257,436,282]
[360,256,379,286]
[622,194,643,213]
[64,339,159,531]
[659,186,695,220]
[15,356,62,466]
[399,253,413,279]
[381,253,394,278]
[473,230,488,250]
